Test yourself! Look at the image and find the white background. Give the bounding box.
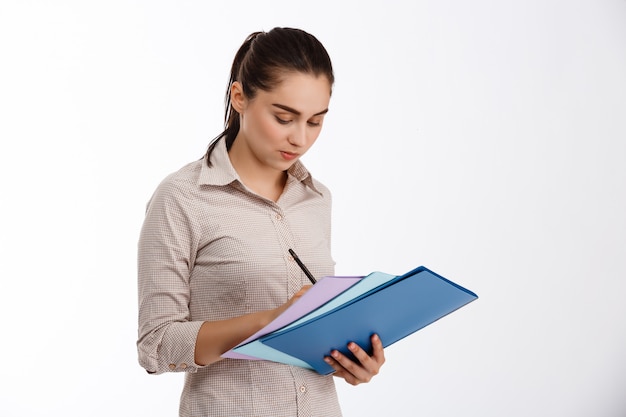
[1,1,625,416]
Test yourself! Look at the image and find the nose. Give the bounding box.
[288,123,307,147]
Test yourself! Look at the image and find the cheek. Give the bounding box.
[257,117,284,143]
[242,111,278,141]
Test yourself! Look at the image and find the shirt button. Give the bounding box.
[180,363,188,369]
[168,364,176,370]
[299,385,307,393]
[275,213,282,220]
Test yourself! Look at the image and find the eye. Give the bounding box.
[275,116,291,125]
[307,117,323,127]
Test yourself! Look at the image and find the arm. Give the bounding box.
[137,177,309,373]
[193,286,310,366]
[137,178,198,374]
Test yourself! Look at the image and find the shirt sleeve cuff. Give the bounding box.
[140,320,206,375]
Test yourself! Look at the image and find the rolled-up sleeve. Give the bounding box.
[137,176,205,375]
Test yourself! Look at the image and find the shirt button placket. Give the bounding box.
[293,368,313,416]
[272,208,300,295]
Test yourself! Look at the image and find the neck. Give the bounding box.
[228,142,288,202]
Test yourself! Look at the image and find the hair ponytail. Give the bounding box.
[204,28,334,166]
[205,32,262,165]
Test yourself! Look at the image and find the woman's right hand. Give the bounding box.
[271,285,312,320]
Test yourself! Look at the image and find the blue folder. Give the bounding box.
[259,266,478,375]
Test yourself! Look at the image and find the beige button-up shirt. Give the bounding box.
[137,139,342,416]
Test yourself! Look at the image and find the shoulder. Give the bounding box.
[159,159,203,190]
[147,160,204,209]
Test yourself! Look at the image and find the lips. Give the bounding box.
[280,151,299,161]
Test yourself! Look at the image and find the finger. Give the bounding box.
[329,347,373,383]
[324,355,360,386]
[370,334,386,365]
[289,285,313,305]
[345,338,384,376]
[295,285,312,297]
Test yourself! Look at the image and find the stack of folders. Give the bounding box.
[222,266,478,375]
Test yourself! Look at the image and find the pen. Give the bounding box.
[288,248,317,284]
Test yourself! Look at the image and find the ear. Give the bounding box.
[230,81,246,113]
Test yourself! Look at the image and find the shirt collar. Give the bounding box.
[199,138,323,196]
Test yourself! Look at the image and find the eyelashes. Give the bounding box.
[274,116,322,127]
[275,116,290,125]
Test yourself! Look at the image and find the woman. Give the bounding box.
[137,27,385,417]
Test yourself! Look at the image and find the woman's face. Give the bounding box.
[230,72,332,175]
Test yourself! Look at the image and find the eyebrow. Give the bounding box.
[272,103,329,117]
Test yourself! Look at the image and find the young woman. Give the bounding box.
[137,27,385,417]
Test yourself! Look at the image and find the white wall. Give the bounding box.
[1,1,625,416]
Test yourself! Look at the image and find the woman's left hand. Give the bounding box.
[323,334,385,385]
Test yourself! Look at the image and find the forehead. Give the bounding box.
[257,72,331,114]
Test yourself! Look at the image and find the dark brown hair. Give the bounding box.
[204,27,334,165]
